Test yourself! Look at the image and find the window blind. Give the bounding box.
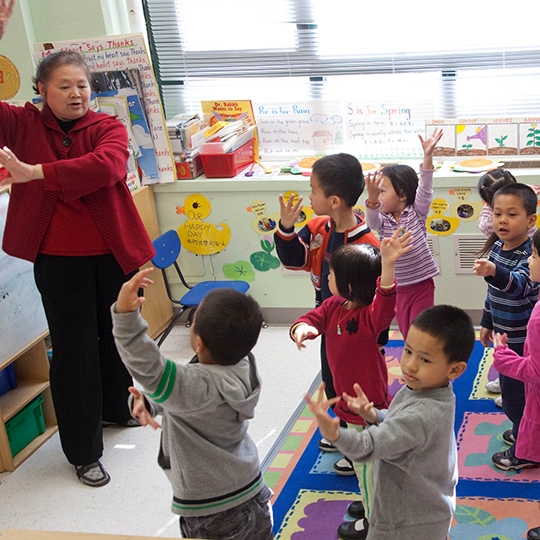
[143,0,540,120]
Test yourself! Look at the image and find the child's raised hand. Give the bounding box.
[493,332,508,349]
[342,383,377,424]
[115,267,154,314]
[292,323,320,350]
[304,382,341,443]
[129,387,161,429]
[380,227,413,264]
[473,258,496,278]
[365,171,383,204]
[418,128,443,157]
[278,193,303,230]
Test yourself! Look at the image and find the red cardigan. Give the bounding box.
[0,101,154,274]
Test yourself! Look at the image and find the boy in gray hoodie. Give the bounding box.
[111,268,273,540]
[306,305,475,540]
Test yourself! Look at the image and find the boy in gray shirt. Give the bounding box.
[111,268,273,540]
[306,305,475,540]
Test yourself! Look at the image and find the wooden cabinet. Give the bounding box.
[0,332,57,472]
[131,185,174,339]
[0,186,172,473]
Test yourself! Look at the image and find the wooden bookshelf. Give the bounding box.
[0,332,57,472]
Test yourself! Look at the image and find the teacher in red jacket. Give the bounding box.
[0,3,155,487]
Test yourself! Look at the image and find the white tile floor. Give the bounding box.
[0,325,320,538]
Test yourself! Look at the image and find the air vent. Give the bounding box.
[500,160,540,169]
[453,234,486,274]
[427,235,441,271]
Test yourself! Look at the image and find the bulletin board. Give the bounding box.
[0,190,48,364]
[32,34,175,184]
[254,99,430,159]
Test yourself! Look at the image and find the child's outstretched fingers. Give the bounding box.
[418,128,444,155]
[128,387,161,429]
[493,332,508,349]
[342,383,376,423]
[278,193,303,230]
[305,383,341,442]
[382,227,413,262]
[116,268,154,314]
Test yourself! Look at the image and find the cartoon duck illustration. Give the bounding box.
[247,199,280,235]
[176,193,231,255]
[427,198,460,236]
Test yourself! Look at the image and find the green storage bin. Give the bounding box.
[6,395,46,457]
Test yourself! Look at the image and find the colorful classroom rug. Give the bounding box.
[262,334,540,539]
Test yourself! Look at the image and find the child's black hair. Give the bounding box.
[311,153,364,207]
[329,243,381,306]
[493,182,537,216]
[379,164,418,207]
[193,289,263,365]
[32,51,91,94]
[533,228,540,256]
[478,169,517,207]
[480,183,538,256]
[411,305,475,364]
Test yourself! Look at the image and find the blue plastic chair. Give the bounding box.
[151,229,250,346]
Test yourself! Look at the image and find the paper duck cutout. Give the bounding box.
[176,193,231,255]
[247,199,280,235]
[448,188,482,222]
[427,198,460,236]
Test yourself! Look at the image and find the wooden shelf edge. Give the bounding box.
[0,381,50,422]
[8,425,58,472]
[0,331,49,371]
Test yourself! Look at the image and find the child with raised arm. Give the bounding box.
[275,154,384,468]
[473,183,539,460]
[476,170,539,403]
[111,271,273,540]
[490,228,540,471]
[306,305,475,540]
[291,227,412,539]
[364,129,443,339]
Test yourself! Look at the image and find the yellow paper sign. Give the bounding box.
[0,55,20,100]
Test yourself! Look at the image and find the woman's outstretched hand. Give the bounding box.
[0,0,15,40]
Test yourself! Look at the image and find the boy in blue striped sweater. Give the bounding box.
[473,183,539,467]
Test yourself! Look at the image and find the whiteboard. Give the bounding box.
[0,190,48,364]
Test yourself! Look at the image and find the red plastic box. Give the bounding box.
[200,138,254,178]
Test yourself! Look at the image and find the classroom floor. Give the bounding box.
[0,325,320,538]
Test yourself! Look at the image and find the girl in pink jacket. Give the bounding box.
[492,228,540,471]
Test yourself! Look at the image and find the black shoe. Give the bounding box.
[334,456,355,476]
[528,525,540,540]
[347,500,365,519]
[318,437,339,452]
[103,418,141,428]
[492,447,540,471]
[502,429,516,446]
[338,518,369,539]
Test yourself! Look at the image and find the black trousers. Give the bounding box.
[34,254,136,466]
[500,373,525,439]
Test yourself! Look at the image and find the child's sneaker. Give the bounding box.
[318,437,339,452]
[346,500,365,519]
[502,429,516,446]
[494,395,503,408]
[337,517,369,539]
[334,456,355,476]
[485,377,501,393]
[492,448,540,471]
